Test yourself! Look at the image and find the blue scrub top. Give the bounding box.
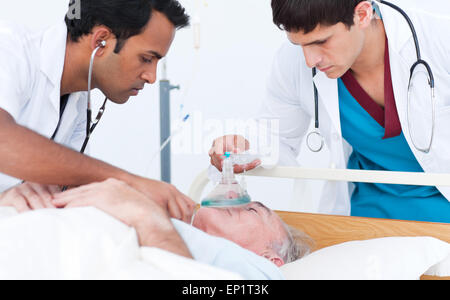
[338,79,450,223]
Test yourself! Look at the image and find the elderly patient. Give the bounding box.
[0,179,312,267]
[192,202,312,266]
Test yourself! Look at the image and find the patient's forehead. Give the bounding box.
[194,202,288,252]
[252,201,272,214]
[247,202,287,235]
[196,201,285,233]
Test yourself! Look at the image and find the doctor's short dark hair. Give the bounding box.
[271,0,365,33]
[64,0,190,53]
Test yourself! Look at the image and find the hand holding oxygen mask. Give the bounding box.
[209,135,261,173]
[201,152,258,208]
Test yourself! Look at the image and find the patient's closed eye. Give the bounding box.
[247,207,258,214]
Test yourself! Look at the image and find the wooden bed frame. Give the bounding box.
[189,167,450,280]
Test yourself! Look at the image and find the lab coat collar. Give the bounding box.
[39,21,68,112]
[378,1,412,53]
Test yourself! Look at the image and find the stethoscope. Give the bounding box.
[59,41,108,191]
[307,0,435,154]
[81,40,109,154]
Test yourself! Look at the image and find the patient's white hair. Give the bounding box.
[271,221,314,264]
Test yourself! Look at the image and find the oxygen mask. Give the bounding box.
[200,152,256,208]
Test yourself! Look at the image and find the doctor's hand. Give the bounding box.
[127,177,196,224]
[209,135,261,173]
[52,179,192,258]
[0,182,60,212]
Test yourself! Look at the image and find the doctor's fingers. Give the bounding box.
[215,135,249,154]
[52,189,92,208]
[27,183,58,208]
[52,196,90,209]
[63,199,92,209]
[52,180,105,201]
[0,192,31,213]
[233,159,262,174]
[12,198,31,213]
[164,189,192,221]
[14,198,32,213]
[210,154,223,172]
[176,195,196,223]
[167,198,183,221]
[16,184,47,210]
[48,185,62,196]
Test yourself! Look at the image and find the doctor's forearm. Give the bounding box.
[0,114,135,186]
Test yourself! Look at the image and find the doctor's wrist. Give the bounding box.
[112,170,140,186]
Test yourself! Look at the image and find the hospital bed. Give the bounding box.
[189,167,450,280]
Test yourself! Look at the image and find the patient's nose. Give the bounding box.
[225,191,239,199]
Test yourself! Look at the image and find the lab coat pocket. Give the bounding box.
[430,106,450,169]
[436,105,450,117]
[435,106,450,139]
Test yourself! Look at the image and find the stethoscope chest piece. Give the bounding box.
[307,129,325,153]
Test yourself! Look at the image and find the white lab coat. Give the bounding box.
[260,0,450,215]
[0,21,87,192]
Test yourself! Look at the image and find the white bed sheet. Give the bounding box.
[0,207,245,280]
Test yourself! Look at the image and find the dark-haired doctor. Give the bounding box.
[0,0,195,222]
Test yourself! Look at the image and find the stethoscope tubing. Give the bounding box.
[61,42,108,191]
[308,0,436,154]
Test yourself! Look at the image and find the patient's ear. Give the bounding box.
[269,256,284,267]
[261,250,285,267]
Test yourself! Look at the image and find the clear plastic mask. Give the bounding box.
[201,152,253,207]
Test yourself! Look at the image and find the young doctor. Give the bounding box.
[0,0,195,222]
[210,0,450,223]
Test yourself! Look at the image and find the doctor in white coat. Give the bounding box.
[210,0,450,222]
[0,0,195,222]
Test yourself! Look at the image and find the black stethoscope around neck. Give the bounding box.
[81,40,109,154]
[52,41,109,191]
[307,0,436,154]
[53,40,109,153]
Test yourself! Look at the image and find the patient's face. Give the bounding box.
[193,202,286,256]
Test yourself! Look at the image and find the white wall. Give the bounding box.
[0,0,321,211]
[161,0,295,210]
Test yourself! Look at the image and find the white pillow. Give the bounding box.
[425,253,450,277]
[280,237,450,280]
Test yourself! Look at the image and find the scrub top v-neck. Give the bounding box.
[338,39,450,223]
